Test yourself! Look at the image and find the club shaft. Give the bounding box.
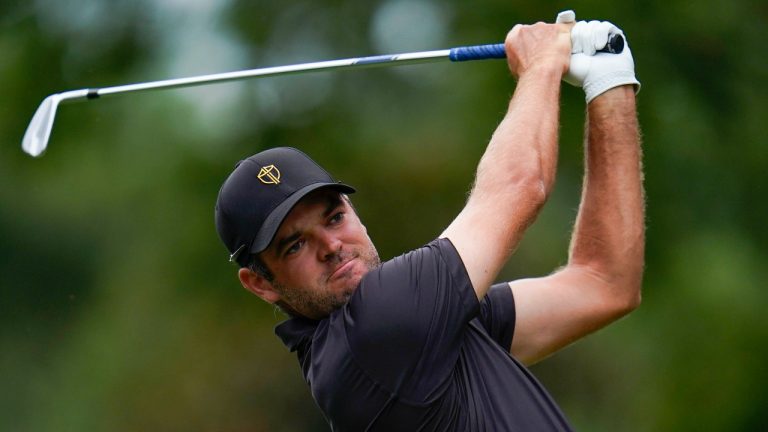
[93,50,452,98]
[83,34,622,99]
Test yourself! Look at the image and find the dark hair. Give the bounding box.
[244,254,274,282]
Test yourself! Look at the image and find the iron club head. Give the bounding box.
[22,89,90,157]
[22,94,59,157]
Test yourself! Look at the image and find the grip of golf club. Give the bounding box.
[449,34,625,62]
[449,44,506,62]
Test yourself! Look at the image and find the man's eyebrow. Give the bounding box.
[274,232,301,256]
[323,195,343,217]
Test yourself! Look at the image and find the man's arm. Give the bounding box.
[509,85,644,365]
[441,22,571,300]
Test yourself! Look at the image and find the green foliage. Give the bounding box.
[2,0,766,430]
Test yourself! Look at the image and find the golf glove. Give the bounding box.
[556,11,641,103]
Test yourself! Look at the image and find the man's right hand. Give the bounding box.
[504,21,572,79]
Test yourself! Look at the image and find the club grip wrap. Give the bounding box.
[449,44,506,62]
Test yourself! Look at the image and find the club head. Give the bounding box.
[22,89,90,157]
[22,94,60,157]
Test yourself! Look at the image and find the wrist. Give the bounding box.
[517,62,564,83]
[584,69,640,103]
[588,85,637,126]
[588,85,635,108]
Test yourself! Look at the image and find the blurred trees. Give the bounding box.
[1,0,766,430]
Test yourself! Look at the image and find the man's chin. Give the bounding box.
[334,279,360,302]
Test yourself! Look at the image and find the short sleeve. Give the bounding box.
[342,238,480,401]
[477,283,516,350]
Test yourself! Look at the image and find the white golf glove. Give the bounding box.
[556,10,641,103]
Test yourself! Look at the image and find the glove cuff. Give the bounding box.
[585,70,641,103]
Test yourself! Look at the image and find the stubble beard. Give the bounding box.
[274,241,380,319]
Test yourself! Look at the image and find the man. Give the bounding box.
[215,12,644,431]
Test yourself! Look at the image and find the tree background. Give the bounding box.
[1,0,766,430]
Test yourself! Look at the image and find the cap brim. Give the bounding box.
[249,183,355,255]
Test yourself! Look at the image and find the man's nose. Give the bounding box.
[317,230,342,262]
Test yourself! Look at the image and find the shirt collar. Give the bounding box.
[274,316,319,352]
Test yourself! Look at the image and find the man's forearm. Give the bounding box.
[441,22,570,299]
[502,19,643,365]
[569,85,644,300]
[472,66,561,211]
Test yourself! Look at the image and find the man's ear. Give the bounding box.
[238,268,281,304]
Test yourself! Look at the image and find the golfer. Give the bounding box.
[215,15,643,431]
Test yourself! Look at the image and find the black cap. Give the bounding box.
[215,147,355,266]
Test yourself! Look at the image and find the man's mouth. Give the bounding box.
[329,257,357,282]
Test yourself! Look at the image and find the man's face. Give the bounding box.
[257,189,380,319]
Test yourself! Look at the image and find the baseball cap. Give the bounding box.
[215,147,355,266]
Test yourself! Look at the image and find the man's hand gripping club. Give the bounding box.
[557,10,641,102]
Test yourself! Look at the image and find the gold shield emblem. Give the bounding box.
[257,165,281,185]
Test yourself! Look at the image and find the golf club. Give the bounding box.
[21,35,623,157]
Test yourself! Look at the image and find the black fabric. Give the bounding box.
[275,238,573,431]
[478,281,517,352]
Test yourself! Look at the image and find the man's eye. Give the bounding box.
[330,212,345,224]
[286,240,304,255]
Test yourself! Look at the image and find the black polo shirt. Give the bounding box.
[275,238,573,431]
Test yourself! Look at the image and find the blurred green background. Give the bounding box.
[2,0,766,430]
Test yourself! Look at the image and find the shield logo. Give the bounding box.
[257,165,281,185]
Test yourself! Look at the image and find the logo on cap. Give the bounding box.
[257,165,281,185]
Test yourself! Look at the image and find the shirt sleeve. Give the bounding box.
[477,282,517,351]
[342,238,480,402]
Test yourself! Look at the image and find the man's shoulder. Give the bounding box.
[360,237,465,283]
[340,235,479,365]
